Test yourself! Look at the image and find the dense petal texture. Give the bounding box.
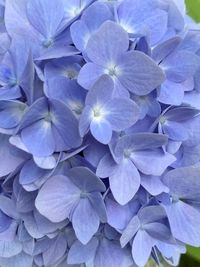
[0,1,200,267]
[35,175,81,223]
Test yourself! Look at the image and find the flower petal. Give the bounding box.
[117,51,165,95]
[72,197,100,244]
[35,175,80,223]
[67,167,106,192]
[21,119,55,157]
[106,98,139,131]
[68,238,98,264]
[131,149,175,176]
[90,119,112,144]
[164,201,200,246]
[109,159,140,205]
[26,0,64,38]
[86,21,129,66]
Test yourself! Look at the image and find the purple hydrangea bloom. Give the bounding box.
[35,167,107,244]
[0,1,200,267]
[79,75,139,144]
[78,21,165,97]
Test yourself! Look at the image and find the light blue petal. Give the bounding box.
[106,196,138,231]
[163,166,200,201]
[0,239,22,258]
[120,215,140,247]
[152,37,181,63]
[14,183,36,213]
[95,238,132,267]
[0,134,26,177]
[82,2,113,32]
[90,119,112,144]
[50,99,82,149]
[70,20,90,52]
[78,62,105,89]
[117,51,165,95]
[145,10,168,45]
[158,79,184,105]
[132,230,156,267]
[5,0,38,41]
[67,167,106,192]
[72,197,99,244]
[141,174,169,196]
[26,0,64,38]
[85,75,114,106]
[88,192,107,223]
[162,121,188,141]
[34,210,68,237]
[83,139,108,168]
[68,238,98,264]
[109,159,140,205]
[144,222,172,242]
[21,119,55,157]
[19,97,48,130]
[106,98,139,131]
[0,100,26,129]
[118,0,159,34]
[0,252,33,267]
[161,51,200,83]
[37,42,79,61]
[86,21,129,66]
[19,159,50,185]
[43,234,67,266]
[164,106,200,122]
[64,0,94,22]
[164,201,200,246]
[131,149,175,176]
[138,205,167,225]
[96,153,118,178]
[35,175,81,222]
[33,155,57,170]
[79,106,92,137]
[0,195,18,219]
[0,85,21,100]
[114,133,168,159]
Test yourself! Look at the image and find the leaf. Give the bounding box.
[185,0,200,22]
[187,246,200,262]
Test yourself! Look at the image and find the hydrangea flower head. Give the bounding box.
[0,1,200,267]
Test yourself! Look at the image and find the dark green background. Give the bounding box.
[179,1,200,266]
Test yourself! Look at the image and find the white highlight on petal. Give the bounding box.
[105,63,121,79]
[119,21,134,34]
[67,6,82,18]
[91,104,107,122]
[68,101,84,116]
[63,68,78,80]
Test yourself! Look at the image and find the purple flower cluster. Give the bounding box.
[0,0,200,266]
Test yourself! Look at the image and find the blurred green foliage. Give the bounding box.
[187,246,200,262]
[179,1,200,266]
[186,0,200,22]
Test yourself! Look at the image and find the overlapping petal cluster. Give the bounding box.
[0,0,200,267]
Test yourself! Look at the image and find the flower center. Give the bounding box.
[68,101,84,116]
[105,64,120,78]
[80,192,88,198]
[65,69,78,80]
[159,116,167,125]
[108,67,117,77]
[9,78,19,87]
[44,113,52,123]
[93,109,101,118]
[92,105,106,122]
[124,149,132,159]
[42,38,54,48]
[70,7,82,17]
